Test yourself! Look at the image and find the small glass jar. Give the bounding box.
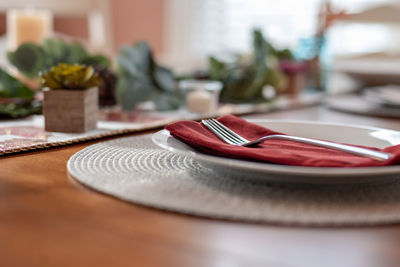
[179,80,222,114]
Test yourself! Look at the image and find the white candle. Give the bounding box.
[186,89,216,113]
[180,80,222,114]
[7,8,53,50]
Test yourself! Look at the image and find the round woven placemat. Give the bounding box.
[67,135,400,226]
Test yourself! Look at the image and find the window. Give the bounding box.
[162,0,396,72]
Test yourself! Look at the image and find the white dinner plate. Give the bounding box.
[152,120,400,184]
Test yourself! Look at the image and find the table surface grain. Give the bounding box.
[2,106,400,267]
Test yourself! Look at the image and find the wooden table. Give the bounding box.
[1,106,400,267]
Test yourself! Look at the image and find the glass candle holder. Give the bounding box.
[179,80,222,114]
[7,8,53,50]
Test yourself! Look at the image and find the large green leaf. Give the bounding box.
[152,92,181,111]
[116,42,181,111]
[80,54,110,68]
[8,38,111,79]
[68,42,89,63]
[153,66,175,92]
[0,68,34,98]
[41,38,70,67]
[0,101,41,118]
[7,43,46,78]
[208,56,228,81]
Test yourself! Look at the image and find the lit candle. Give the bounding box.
[7,8,53,50]
[180,80,222,114]
[186,89,216,113]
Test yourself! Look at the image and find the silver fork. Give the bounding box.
[201,119,393,161]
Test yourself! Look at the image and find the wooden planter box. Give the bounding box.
[43,87,98,133]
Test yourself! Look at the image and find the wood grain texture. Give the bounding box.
[43,87,98,133]
[1,106,400,267]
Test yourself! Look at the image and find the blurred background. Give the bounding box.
[0,0,398,69]
[1,0,400,118]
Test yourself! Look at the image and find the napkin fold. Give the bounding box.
[165,115,400,167]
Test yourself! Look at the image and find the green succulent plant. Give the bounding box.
[40,64,102,90]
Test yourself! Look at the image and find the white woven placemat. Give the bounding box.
[67,135,400,226]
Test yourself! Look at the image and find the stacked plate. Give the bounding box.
[328,86,400,118]
[364,85,400,108]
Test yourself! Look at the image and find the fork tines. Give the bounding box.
[201,119,248,145]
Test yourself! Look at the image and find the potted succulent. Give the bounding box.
[279,60,308,95]
[40,63,101,133]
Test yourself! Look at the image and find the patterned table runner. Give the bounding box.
[0,93,322,156]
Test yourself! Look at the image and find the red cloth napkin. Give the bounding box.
[165,115,400,167]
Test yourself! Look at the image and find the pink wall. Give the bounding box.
[54,16,88,39]
[111,0,164,55]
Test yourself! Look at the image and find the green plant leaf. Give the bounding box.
[68,42,89,63]
[208,56,228,81]
[8,38,111,78]
[115,42,181,111]
[153,66,175,92]
[0,100,41,118]
[80,54,111,68]
[0,68,34,98]
[7,43,46,78]
[41,38,70,67]
[152,92,181,111]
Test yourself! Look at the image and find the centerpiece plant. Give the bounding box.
[8,38,110,78]
[40,63,101,133]
[0,68,41,118]
[115,42,182,111]
[208,29,305,103]
[8,38,118,107]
